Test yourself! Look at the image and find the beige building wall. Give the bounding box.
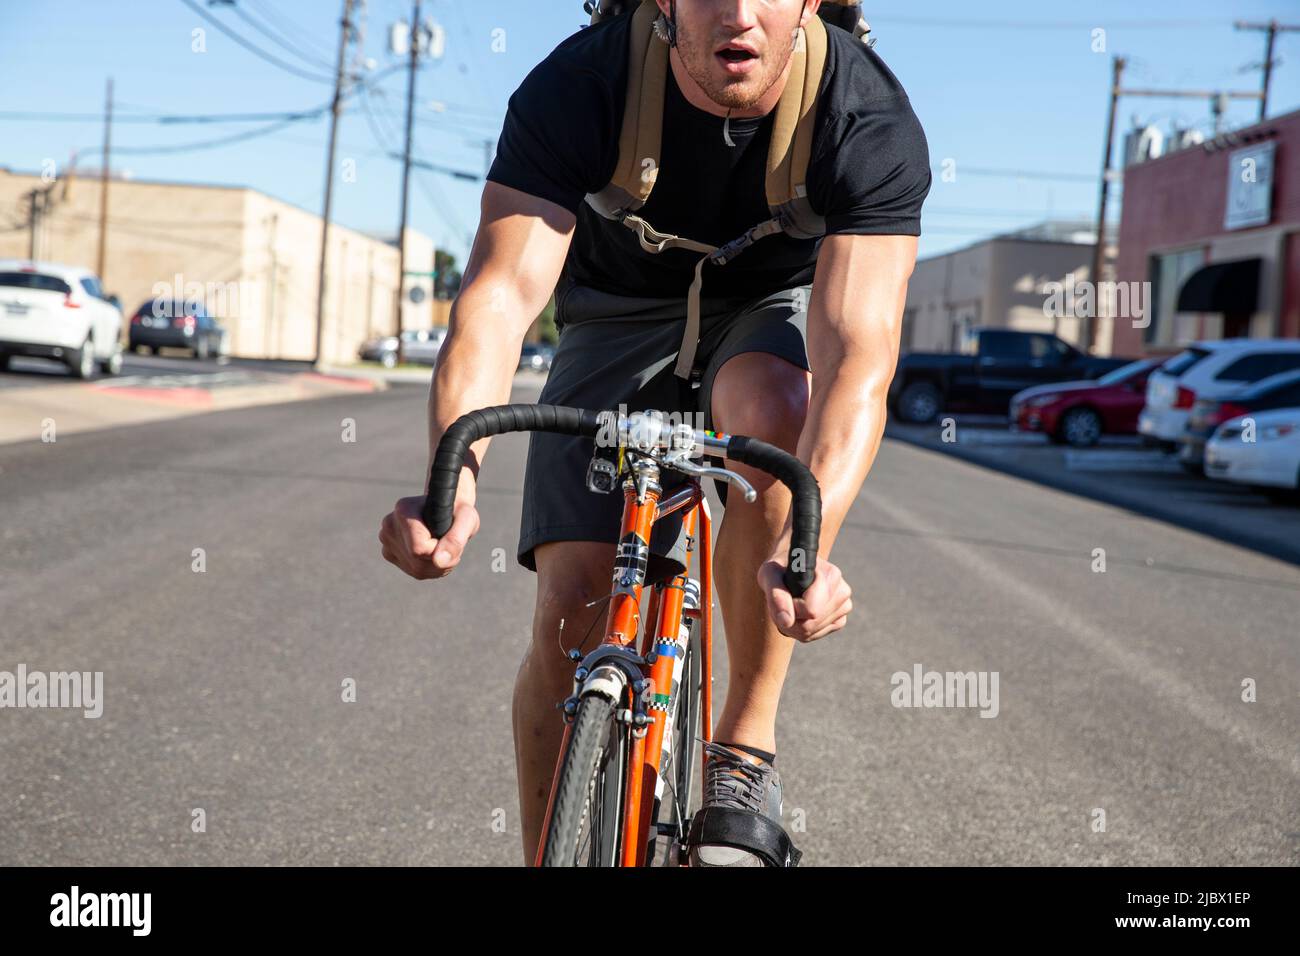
[903,237,1097,353]
[904,241,994,352]
[0,167,437,365]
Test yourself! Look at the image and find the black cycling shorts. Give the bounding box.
[517,275,812,581]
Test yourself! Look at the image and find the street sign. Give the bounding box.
[1224,141,1275,231]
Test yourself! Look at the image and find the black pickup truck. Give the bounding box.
[889,329,1132,423]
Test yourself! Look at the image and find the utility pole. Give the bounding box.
[1087,58,1266,351]
[394,0,422,359]
[314,0,356,369]
[1087,56,1124,352]
[366,244,375,338]
[96,77,113,282]
[267,213,279,358]
[27,189,42,260]
[1235,20,1300,121]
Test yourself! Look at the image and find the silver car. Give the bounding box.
[359,327,447,368]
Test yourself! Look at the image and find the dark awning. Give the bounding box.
[1176,258,1260,313]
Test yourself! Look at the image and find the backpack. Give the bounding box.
[580,0,872,381]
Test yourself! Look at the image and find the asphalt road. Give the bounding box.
[1,381,1297,866]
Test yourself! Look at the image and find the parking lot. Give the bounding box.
[887,415,1300,566]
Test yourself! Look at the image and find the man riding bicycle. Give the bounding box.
[379,0,929,866]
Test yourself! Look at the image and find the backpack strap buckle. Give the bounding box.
[709,217,787,266]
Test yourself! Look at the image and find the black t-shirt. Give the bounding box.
[486,12,931,299]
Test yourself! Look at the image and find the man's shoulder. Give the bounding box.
[489,16,630,214]
[527,14,630,94]
[819,25,915,112]
[806,27,930,235]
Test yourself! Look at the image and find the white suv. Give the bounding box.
[1139,339,1300,446]
[0,259,124,378]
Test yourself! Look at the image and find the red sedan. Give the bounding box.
[1009,359,1161,447]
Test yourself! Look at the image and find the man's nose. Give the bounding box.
[717,0,761,32]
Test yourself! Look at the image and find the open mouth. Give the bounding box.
[715,42,759,73]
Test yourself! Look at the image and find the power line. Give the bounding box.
[57,210,247,229]
[245,0,340,64]
[176,0,335,84]
[0,108,323,124]
[877,16,1233,31]
[403,155,480,181]
[444,0,503,112]
[924,206,1093,219]
[412,165,469,241]
[104,110,328,156]
[359,86,479,179]
[359,85,399,152]
[227,1,337,73]
[369,82,484,155]
[78,77,397,157]
[1235,19,1300,120]
[941,165,1097,184]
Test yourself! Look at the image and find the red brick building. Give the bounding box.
[1114,107,1300,357]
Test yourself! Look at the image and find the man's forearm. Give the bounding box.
[792,232,914,562]
[424,289,532,491]
[794,347,895,558]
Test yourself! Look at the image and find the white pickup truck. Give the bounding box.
[0,259,124,378]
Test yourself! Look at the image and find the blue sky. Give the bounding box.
[2,0,1298,265]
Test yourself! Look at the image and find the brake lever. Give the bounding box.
[662,451,758,503]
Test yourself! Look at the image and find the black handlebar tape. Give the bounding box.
[724,435,822,598]
[421,404,603,537]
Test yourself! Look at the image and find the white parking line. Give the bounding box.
[1064,450,1184,473]
[96,371,258,389]
[956,430,1047,446]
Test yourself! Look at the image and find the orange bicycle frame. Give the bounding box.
[534,463,715,867]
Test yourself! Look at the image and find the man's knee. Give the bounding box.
[710,352,810,452]
[532,541,616,639]
[711,353,810,500]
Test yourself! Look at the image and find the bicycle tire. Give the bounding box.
[541,694,627,867]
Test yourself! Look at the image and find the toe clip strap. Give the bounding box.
[685,806,803,868]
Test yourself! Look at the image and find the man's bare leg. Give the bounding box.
[707,352,812,755]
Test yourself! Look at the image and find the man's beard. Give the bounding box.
[674,21,796,111]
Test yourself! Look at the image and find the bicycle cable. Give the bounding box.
[555,591,615,661]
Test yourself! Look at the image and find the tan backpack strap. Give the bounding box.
[608,0,668,205]
[765,13,828,210]
[620,213,717,257]
[673,254,712,381]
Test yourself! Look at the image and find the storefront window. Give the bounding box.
[1146,249,1205,346]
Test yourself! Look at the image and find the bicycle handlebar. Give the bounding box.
[421,403,821,597]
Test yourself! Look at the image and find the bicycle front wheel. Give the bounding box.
[541,694,629,867]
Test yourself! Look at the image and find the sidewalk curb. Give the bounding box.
[317,365,429,387]
[885,426,1300,567]
[317,365,551,390]
[0,372,385,446]
[297,371,389,392]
